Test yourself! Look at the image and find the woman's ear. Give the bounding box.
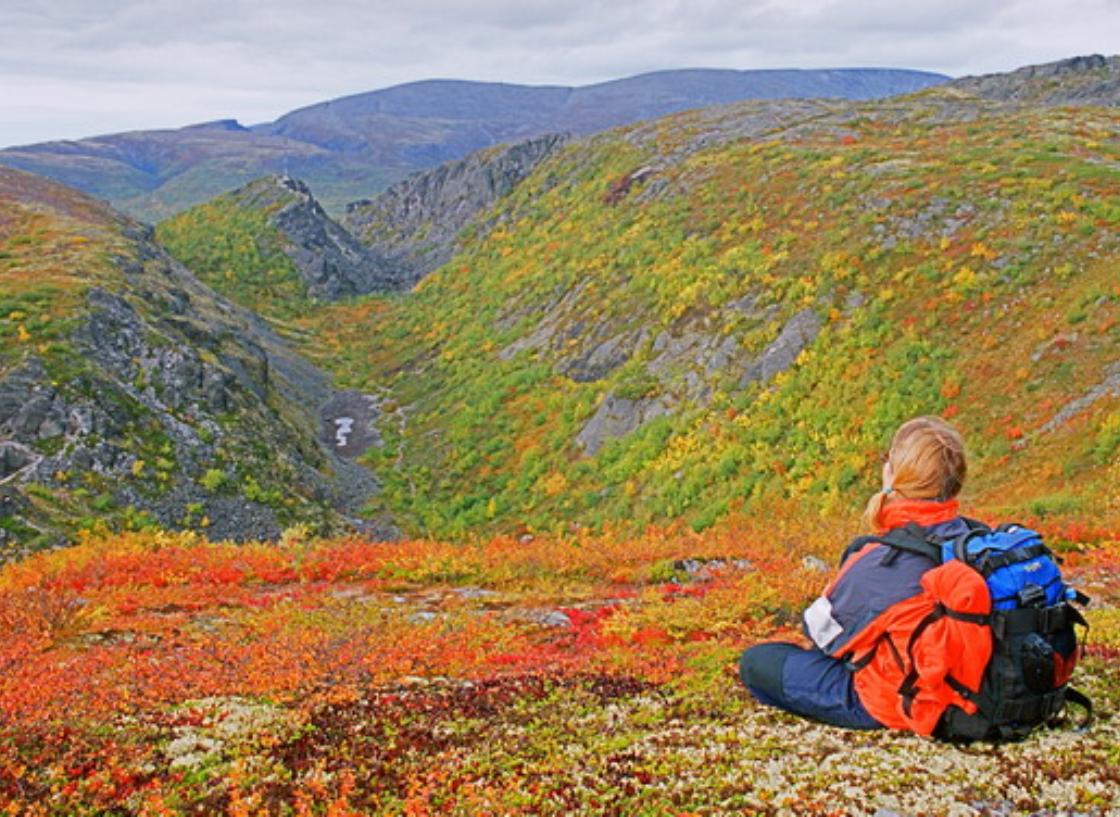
[881,459,893,490]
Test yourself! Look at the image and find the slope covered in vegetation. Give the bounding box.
[279,73,1120,540]
[0,168,382,559]
[2,523,1119,815]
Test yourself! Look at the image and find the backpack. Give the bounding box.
[805,519,1091,740]
[930,523,1092,741]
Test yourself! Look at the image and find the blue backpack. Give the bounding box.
[942,524,1073,610]
[858,519,1092,741]
[935,522,1092,741]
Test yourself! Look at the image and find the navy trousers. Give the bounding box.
[739,641,883,730]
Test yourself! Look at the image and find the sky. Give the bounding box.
[2,0,1117,148]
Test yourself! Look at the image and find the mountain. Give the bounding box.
[343,133,569,289]
[0,68,947,222]
[258,55,1117,539]
[951,54,1120,105]
[156,174,403,316]
[0,167,391,560]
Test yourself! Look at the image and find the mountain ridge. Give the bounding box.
[0,67,948,222]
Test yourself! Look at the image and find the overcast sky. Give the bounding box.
[2,0,1117,148]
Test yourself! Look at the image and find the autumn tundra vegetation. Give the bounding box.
[2,56,1120,814]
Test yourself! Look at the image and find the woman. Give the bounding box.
[738,415,979,731]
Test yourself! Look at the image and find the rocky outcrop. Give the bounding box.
[0,167,391,559]
[575,394,671,456]
[344,134,568,288]
[951,54,1120,106]
[230,175,404,297]
[738,308,822,388]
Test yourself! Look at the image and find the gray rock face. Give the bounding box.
[575,393,670,456]
[951,54,1120,106]
[739,309,821,388]
[230,175,402,297]
[0,442,37,480]
[0,170,389,557]
[496,277,826,456]
[499,280,647,384]
[345,134,568,288]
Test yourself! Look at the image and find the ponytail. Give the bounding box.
[863,416,967,532]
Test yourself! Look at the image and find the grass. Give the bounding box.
[1,515,1119,815]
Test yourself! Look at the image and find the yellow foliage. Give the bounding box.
[951,266,977,290]
[541,471,569,497]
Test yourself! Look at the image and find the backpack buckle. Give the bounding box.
[1017,584,1047,608]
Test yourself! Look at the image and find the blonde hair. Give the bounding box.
[862,415,967,531]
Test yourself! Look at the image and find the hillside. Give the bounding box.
[1,524,1118,814]
[0,167,390,560]
[255,56,1120,540]
[156,175,403,317]
[344,133,570,290]
[0,69,947,222]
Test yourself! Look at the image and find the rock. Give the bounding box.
[575,393,670,456]
[0,443,37,480]
[0,486,29,515]
[345,133,569,289]
[672,558,755,581]
[0,358,48,426]
[451,586,498,600]
[558,331,640,382]
[739,308,821,388]
[801,555,830,573]
[951,54,1120,106]
[536,611,573,628]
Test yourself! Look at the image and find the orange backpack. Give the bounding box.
[804,522,1090,739]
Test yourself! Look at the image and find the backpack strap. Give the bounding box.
[961,516,992,533]
[1064,687,1093,730]
[839,522,945,568]
[881,523,945,564]
[991,603,1087,639]
[897,601,990,717]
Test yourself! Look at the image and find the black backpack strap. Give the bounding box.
[839,523,945,569]
[838,534,882,567]
[1064,687,1093,730]
[961,516,992,533]
[951,527,991,564]
[880,523,945,563]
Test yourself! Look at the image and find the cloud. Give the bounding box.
[1,0,1117,146]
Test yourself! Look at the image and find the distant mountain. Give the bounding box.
[0,68,947,222]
